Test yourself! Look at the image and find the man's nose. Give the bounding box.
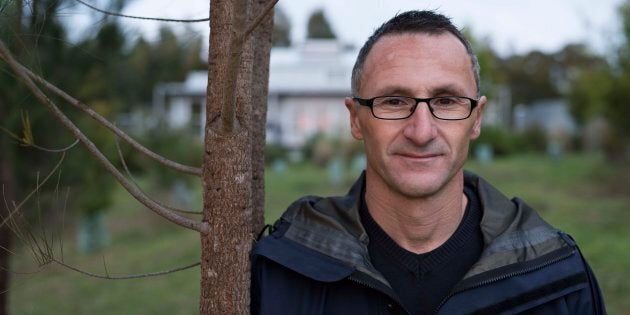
[401,102,437,145]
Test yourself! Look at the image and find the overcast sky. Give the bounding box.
[70,0,626,57]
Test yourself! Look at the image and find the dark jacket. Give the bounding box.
[251,172,606,314]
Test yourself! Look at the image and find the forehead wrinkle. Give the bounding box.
[369,83,471,99]
[369,85,415,98]
[427,83,471,97]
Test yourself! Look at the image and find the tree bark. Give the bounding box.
[251,0,274,235]
[200,0,266,313]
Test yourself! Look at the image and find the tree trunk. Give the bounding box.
[200,0,272,313]
[251,0,274,235]
[0,3,20,309]
[0,101,14,315]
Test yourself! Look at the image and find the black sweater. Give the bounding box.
[360,184,483,315]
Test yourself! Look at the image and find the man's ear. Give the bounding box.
[345,97,364,140]
[470,96,487,140]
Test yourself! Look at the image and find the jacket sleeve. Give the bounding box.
[250,255,263,315]
[581,251,606,314]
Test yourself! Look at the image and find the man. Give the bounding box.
[251,10,605,315]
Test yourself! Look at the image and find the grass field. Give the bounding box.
[7,153,630,314]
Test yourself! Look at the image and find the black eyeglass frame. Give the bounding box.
[353,96,479,121]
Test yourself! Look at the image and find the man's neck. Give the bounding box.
[364,172,467,254]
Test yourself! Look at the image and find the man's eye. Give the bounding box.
[380,97,409,106]
[435,97,456,105]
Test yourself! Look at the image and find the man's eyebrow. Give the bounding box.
[373,86,415,97]
[372,84,469,97]
[428,84,468,96]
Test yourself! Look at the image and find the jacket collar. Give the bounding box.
[258,171,568,285]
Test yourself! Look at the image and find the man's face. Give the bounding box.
[345,32,486,199]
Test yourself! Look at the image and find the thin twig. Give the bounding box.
[102,255,110,278]
[0,244,18,256]
[2,185,29,253]
[19,65,202,177]
[0,152,66,229]
[114,136,202,215]
[1,185,20,233]
[60,187,70,263]
[0,125,80,153]
[0,263,44,275]
[52,258,201,280]
[0,39,209,234]
[74,0,209,23]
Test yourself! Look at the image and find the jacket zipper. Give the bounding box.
[433,247,576,314]
[347,275,412,315]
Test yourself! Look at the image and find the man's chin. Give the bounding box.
[390,173,446,199]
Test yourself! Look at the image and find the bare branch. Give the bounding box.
[0,39,209,234]
[6,229,199,280]
[60,187,70,263]
[114,136,202,215]
[51,258,200,280]
[19,65,202,176]
[74,0,210,23]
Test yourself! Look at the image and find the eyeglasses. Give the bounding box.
[353,96,478,120]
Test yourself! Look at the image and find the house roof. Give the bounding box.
[269,40,357,95]
[174,40,357,97]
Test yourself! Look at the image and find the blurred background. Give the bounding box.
[1,0,629,314]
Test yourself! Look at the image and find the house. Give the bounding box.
[513,99,577,137]
[153,39,357,149]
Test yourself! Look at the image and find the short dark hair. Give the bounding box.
[351,10,480,97]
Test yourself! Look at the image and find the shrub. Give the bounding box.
[472,126,517,156]
[264,144,289,165]
[472,126,549,157]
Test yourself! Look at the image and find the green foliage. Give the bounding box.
[602,75,630,158]
[565,1,630,159]
[472,127,515,156]
[264,143,289,165]
[494,43,605,106]
[307,9,336,39]
[499,51,560,105]
[567,68,613,125]
[471,126,547,157]
[91,26,206,111]
[301,133,364,167]
[303,133,338,166]
[465,30,504,98]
